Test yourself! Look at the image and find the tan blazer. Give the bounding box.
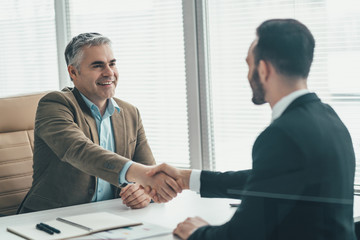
[18,87,155,213]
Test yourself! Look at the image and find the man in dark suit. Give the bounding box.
[147,19,356,239]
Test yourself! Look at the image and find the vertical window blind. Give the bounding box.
[67,0,190,167]
[0,0,59,97]
[205,0,360,193]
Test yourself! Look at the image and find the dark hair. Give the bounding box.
[253,19,315,78]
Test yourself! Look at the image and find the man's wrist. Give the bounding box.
[180,169,192,189]
[189,169,201,193]
[125,162,147,184]
[119,161,134,185]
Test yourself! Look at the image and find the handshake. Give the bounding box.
[125,162,192,203]
[124,163,210,239]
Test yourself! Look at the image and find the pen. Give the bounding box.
[36,223,54,235]
[56,217,92,231]
[229,203,240,207]
[40,223,61,234]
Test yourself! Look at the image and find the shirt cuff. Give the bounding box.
[189,169,201,193]
[119,161,134,185]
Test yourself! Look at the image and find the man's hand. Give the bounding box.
[146,163,191,189]
[173,217,209,240]
[120,183,151,209]
[145,163,192,201]
[125,162,182,203]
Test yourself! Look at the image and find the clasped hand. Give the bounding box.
[125,162,187,203]
[144,163,191,202]
[119,183,151,209]
[127,163,209,240]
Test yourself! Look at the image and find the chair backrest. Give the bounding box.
[0,92,47,215]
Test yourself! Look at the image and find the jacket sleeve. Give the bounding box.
[190,126,306,240]
[200,170,251,199]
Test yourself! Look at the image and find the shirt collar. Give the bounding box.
[271,89,310,122]
[79,92,120,118]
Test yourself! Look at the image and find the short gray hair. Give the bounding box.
[64,32,111,71]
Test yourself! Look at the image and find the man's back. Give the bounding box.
[251,92,355,239]
[193,93,356,240]
[273,93,355,199]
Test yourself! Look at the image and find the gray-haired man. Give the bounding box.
[18,33,180,213]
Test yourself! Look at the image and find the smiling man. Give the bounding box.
[17,33,180,213]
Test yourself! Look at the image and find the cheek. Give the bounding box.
[247,68,253,82]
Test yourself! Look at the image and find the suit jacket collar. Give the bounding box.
[282,92,321,116]
[69,87,92,115]
[111,108,127,156]
[70,87,100,144]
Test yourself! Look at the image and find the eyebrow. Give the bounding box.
[90,59,116,66]
[90,61,104,66]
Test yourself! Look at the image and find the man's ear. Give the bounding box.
[68,65,78,81]
[258,60,270,84]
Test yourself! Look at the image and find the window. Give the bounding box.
[1,0,359,189]
[0,0,59,97]
[66,0,190,167]
[205,0,360,188]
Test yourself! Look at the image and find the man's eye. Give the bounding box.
[93,65,102,68]
[110,62,116,67]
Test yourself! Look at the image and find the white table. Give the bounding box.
[1,192,360,240]
[0,191,238,240]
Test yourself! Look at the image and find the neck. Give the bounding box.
[267,78,307,108]
[96,100,108,116]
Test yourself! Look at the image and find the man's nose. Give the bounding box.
[102,64,115,76]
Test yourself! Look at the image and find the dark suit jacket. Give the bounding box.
[18,87,155,213]
[190,93,356,240]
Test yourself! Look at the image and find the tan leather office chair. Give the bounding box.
[0,92,47,215]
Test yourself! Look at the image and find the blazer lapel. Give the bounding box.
[72,88,99,145]
[111,107,127,156]
[84,113,99,145]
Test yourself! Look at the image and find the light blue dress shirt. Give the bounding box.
[80,93,122,202]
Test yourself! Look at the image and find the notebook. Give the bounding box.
[7,212,142,240]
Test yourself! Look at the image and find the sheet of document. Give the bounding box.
[7,212,141,240]
[71,222,172,240]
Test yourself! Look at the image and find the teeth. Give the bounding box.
[98,82,112,85]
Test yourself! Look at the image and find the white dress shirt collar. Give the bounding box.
[271,89,310,122]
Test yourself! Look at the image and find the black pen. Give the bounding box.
[40,222,61,234]
[36,223,54,235]
[229,203,240,207]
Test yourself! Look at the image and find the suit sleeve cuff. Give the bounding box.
[119,161,134,185]
[189,169,202,193]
